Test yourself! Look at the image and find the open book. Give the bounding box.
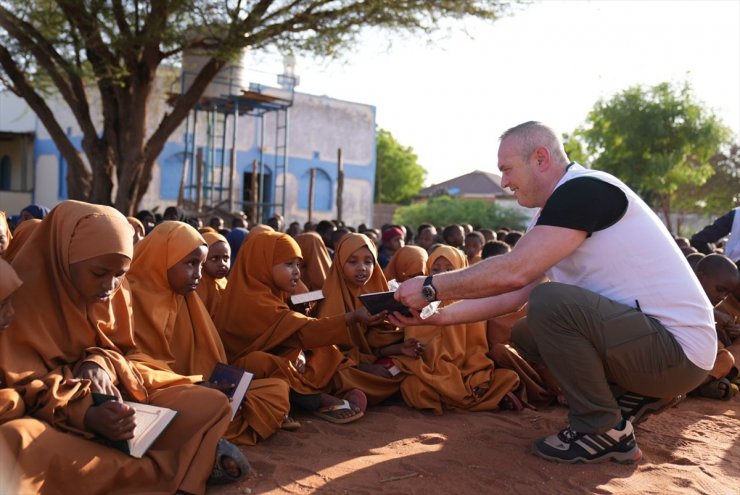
[359,290,412,317]
[92,393,177,458]
[209,363,254,420]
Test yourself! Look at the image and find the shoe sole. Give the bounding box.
[533,445,643,465]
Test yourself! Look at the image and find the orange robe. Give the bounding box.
[393,246,520,414]
[295,231,332,291]
[318,233,405,404]
[215,231,355,398]
[383,245,428,283]
[127,221,289,446]
[0,201,231,495]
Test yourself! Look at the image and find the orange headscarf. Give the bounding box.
[0,257,22,302]
[0,200,148,433]
[3,218,41,263]
[295,231,332,291]
[318,233,402,363]
[196,231,229,320]
[216,231,316,361]
[127,222,227,378]
[248,224,274,237]
[427,245,468,296]
[383,245,428,283]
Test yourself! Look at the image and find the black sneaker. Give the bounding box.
[617,392,684,425]
[533,421,642,464]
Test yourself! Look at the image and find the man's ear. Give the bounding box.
[534,146,551,169]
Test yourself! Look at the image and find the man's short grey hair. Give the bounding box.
[500,121,569,164]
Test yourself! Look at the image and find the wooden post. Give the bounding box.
[308,167,316,223]
[250,159,258,224]
[195,147,204,212]
[336,148,344,222]
[228,148,236,214]
[177,156,189,207]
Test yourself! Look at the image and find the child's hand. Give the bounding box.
[294,351,307,373]
[76,362,121,398]
[352,307,387,325]
[399,338,424,358]
[84,400,136,441]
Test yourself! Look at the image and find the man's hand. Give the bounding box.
[394,276,428,310]
[76,362,120,398]
[388,307,443,328]
[84,400,136,441]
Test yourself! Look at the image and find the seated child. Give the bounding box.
[463,231,485,265]
[127,222,291,444]
[383,245,428,283]
[0,200,244,493]
[2,218,41,263]
[295,231,333,291]
[690,254,740,400]
[196,231,231,320]
[318,233,417,401]
[215,231,369,424]
[393,245,521,414]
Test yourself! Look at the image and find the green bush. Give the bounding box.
[393,195,528,230]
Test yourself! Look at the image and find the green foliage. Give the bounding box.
[673,143,740,215]
[393,195,528,230]
[375,128,426,204]
[574,81,732,232]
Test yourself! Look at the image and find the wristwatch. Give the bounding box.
[421,276,438,302]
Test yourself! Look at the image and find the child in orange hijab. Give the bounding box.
[295,231,332,291]
[0,200,241,494]
[317,233,424,403]
[383,244,428,283]
[127,221,291,444]
[196,231,231,320]
[393,245,521,414]
[319,233,422,367]
[216,231,373,423]
[2,218,41,263]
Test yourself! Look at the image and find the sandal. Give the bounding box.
[280,415,301,431]
[312,399,364,424]
[691,377,737,401]
[208,439,251,485]
[499,391,524,411]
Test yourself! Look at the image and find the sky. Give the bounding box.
[253,0,740,186]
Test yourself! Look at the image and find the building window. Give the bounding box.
[0,156,10,190]
[298,168,332,211]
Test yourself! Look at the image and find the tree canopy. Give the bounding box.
[573,81,732,233]
[0,0,520,214]
[375,128,426,204]
[393,194,528,230]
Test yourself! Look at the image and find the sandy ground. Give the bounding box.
[208,395,739,495]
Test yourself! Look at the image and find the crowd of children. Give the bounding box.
[0,201,738,493]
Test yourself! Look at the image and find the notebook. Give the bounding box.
[359,290,412,317]
[208,363,254,420]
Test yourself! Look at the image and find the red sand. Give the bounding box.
[209,395,739,494]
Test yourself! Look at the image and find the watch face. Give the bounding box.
[422,286,435,301]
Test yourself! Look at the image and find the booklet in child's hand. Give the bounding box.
[290,289,324,305]
[92,393,177,459]
[208,363,254,420]
[359,290,412,317]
